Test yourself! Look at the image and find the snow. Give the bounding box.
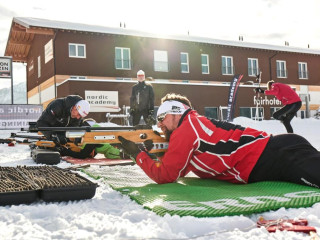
[0,117,320,240]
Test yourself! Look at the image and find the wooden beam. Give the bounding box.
[11,56,27,62]
[9,39,32,45]
[26,28,54,35]
[12,25,27,32]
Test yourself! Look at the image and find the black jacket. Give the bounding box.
[36,95,83,139]
[130,82,154,112]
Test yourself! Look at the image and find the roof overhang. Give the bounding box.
[4,17,320,64]
[4,20,54,63]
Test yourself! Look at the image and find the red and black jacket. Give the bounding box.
[136,110,270,184]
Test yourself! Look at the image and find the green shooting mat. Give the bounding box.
[84,166,320,217]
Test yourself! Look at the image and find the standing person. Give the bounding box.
[130,70,155,126]
[118,92,320,189]
[36,95,90,144]
[255,80,302,133]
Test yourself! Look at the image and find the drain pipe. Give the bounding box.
[269,52,278,80]
[52,30,58,99]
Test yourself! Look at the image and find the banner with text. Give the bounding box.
[226,74,243,122]
[0,105,43,129]
[85,90,120,112]
[0,57,12,78]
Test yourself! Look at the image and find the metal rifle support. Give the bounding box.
[255,71,262,121]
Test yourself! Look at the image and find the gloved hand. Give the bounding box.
[143,139,154,151]
[59,147,72,156]
[54,133,67,145]
[148,109,154,116]
[118,136,154,159]
[254,87,264,94]
[130,108,135,115]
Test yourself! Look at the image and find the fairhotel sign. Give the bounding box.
[254,96,282,106]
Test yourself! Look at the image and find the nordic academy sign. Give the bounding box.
[85,90,120,112]
[0,57,12,78]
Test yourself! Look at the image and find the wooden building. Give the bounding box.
[4,17,320,122]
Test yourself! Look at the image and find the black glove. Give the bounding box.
[130,108,135,115]
[143,139,154,151]
[254,87,264,94]
[148,109,154,116]
[54,133,67,145]
[58,147,71,156]
[118,136,154,159]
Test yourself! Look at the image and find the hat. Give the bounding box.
[157,100,190,121]
[137,70,145,80]
[137,70,145,76]
[75,100,90,117]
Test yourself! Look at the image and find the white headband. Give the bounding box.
[157,100,190,117]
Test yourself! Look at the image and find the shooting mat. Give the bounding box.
[84,166,320,217]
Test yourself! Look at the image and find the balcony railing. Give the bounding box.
[154,61,169,72]
[114,59,132,70]
[276,69,288,78]
[298,71,309,79]
[222,66,234,75]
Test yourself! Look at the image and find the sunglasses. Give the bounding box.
[157,113,167,122]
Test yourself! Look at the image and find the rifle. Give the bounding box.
[2,124,168,165]
[21,124,169,154]
[0,133,41,145]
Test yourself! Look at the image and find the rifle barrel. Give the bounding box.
[11,134,45,140]
[28,125,152,132]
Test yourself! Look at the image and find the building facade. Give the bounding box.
[5,17,320,122]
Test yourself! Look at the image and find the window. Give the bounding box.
[116,78,132,81]
[154,50,168,72]
[37,56,41,78]
[298,62,308,79]
[276,60,287,78]
[204,107,218,119]
[201,54,209,74]
[222,56,234,75]
[248,58,259,76]
[219,106,228,120]
[299,93,310,103]
[70,76,87,79]
[69,43,86,58]
[240,107,264,120]
[270,107,281,119]
[115,47,131,70]
[181,52,189,73]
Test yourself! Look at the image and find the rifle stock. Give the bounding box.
[77,129,168,154]
[24,125,168,154]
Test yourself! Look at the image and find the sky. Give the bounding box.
[1,117,320,239]
[1,0,320,89]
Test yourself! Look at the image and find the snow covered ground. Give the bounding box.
[0,117,320,240]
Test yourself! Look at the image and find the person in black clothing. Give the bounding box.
[36,95,90,144]
[58,118,123,159]
[130,70,155,126]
